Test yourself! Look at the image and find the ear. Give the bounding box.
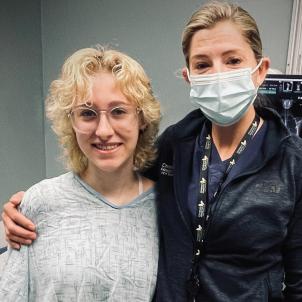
[182,67,190,84]
[256,57,270,87]
[140,123,147,132]
[139,113,147,132]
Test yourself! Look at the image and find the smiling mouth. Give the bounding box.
[93,143,121,151]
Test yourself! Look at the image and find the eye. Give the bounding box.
[110,106,128,117]
[226,57,242,65]
[78,108,97,120]
[194,61,210,70]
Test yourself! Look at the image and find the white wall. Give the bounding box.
[0,0,45,208]
[237,0,292,72]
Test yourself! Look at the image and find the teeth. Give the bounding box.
[94,144,119,150]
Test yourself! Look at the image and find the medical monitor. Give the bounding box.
[258,74,302,137]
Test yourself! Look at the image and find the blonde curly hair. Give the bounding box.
[46,47,161,174]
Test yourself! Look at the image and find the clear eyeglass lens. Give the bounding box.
[70,106,139,133]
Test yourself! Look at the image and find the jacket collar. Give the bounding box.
[173,137,197,237]
[171,109,205,141]
[172,105,291,159]
[256,106,292,163]
[171,105,292,233]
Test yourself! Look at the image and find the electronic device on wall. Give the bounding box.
[259,74,302,137]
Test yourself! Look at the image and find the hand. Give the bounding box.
[2,191,36,249]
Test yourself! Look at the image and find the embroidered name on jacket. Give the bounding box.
[160,163,174,176]
[255,181,281,193]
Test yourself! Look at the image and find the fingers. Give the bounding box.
[2,212,36,242]
[9,191,25,206]
[6,233,33,246]
[7,240,21,250]
[1,191,36,250]
[3,196,35,231]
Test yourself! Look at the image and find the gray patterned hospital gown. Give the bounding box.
[0,172,159,301]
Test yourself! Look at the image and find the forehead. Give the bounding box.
[89,72,132,106]
[189,20,254,60]
[91,72,119,92]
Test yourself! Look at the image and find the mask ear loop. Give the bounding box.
[251,58,264,92]
[186,67,192,82]
[251,58,263,74]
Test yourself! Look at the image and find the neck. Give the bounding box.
[211,106,261,161]
[80,164,139,206]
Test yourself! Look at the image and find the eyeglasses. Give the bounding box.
[68,105,141,133]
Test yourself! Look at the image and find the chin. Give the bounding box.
[90,158,134,174]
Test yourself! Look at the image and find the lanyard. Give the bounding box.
[186,114,260,300]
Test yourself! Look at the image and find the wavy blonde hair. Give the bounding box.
[182,1,263,67]
[46,47,161,174]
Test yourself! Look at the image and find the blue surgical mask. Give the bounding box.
[188,59,263,126]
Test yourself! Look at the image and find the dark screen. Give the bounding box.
[258,74,302,137]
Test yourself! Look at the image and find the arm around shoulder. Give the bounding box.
[2,191,37,249]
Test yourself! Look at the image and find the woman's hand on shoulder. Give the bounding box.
[2,191,37,249]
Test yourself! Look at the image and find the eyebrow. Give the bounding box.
[76,101,131,109]
[190,54,208,61]
[221,49,244,56]
[108,100,131,107]
[190,49,244,61]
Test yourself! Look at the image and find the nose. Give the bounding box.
[202,59,230,74]
[211,62,226,74]
[95,111,114,139]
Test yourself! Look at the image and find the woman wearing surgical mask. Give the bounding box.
[2,1,302,301]
[151,1,302,301]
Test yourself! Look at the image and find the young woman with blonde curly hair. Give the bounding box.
[0,47,160,301]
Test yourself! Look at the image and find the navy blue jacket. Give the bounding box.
[147,107,302,301]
